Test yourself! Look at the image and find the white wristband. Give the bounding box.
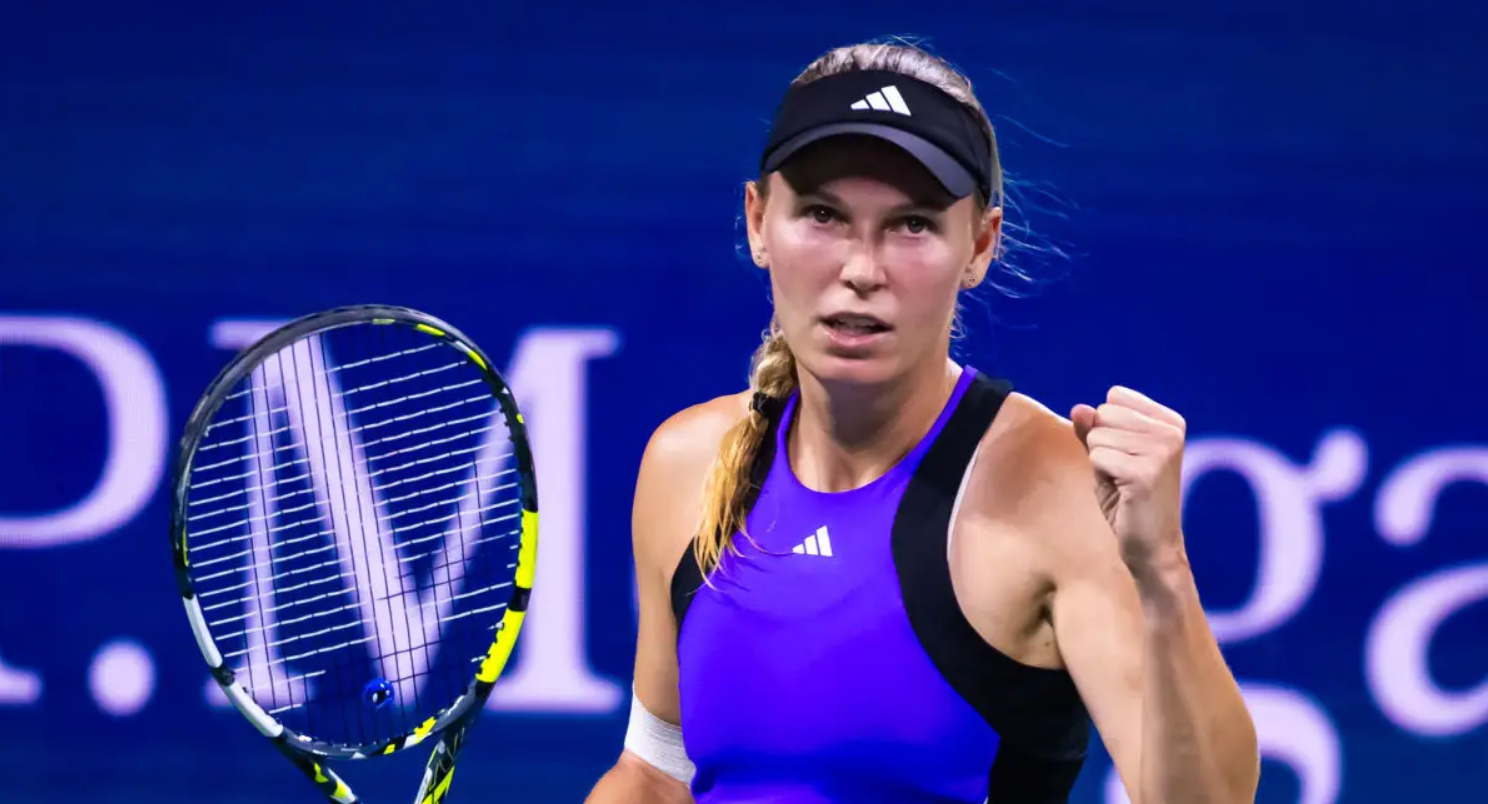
[623,687,695,785]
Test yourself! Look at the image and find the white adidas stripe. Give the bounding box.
[815,526,833,557]
[790,526,834,557]
[849,85,911,116]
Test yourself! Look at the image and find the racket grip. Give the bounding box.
[412,727,467,804]
[283,746,359,804]
[307,762,359,804]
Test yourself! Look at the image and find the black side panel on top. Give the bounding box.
[891,373,1092,804]
[669,404,784,633]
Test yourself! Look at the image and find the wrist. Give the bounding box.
[1124,538,1196,622]
[1122,533,1188,579]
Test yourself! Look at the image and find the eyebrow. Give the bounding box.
[798,187,953,213]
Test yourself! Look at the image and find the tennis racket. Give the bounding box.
[169,305,537,803]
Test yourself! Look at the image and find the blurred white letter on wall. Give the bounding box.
[488,327,623,714]
[0,315,168,705]
[0,315,167,547]
[1369,446,1488,737]
[1181,430,1367,643]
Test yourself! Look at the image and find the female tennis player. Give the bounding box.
[585,41,1259,804]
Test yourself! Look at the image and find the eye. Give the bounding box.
[897,215,937,235]
[803,204,839,225]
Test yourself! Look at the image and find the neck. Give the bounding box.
[789,356,961,493]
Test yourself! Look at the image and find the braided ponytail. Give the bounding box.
[692,319,797,576]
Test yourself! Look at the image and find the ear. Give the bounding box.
[744,179,769,269]
[962,204,1003,289]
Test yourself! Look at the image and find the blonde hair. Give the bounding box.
[691,41,1004,577]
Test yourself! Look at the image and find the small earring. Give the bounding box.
[962,263,986,288]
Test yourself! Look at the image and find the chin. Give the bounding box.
[802,351,905,391]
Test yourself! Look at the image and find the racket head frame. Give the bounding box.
[169,304,537,765]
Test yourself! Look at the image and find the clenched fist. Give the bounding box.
[1071,386,1188,572]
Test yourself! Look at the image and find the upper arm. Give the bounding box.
[629,394,749,725]
[1048,513,1146,800]
[1000,398,1149,799]
[593,406,728,801]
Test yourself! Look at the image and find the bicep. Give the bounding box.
[632,543,682,723]
[618,427,711,798]
[630,466,685,724]
[626,553,693,793]
[628,402,732,723]
[592,400,747,803]
[624,396,746,747]
[976,399,1150,799]
[1048,510,1148,801]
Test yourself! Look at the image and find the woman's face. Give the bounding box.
[746,136,1001,390]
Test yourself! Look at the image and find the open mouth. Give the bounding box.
[823,314,891,336]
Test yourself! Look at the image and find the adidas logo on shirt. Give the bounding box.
[791,526,834,558]
[849,85,912,116]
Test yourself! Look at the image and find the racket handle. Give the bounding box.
[307,762,359,804]
[282,745,360,804]
[412,725,468,804]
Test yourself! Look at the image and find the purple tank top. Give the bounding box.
[673,366,992,803]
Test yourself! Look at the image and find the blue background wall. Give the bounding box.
[2,3,1486,802]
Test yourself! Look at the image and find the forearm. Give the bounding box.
[1131,545,1259,804]
[585,752,694,804]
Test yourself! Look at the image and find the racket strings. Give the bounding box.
[196,377,487,463]
[193,512,519,603]
[187,496,518,629]
[187,389,514,561]
[226,618,505,706]
[193,511,518,644]
[187,421,509,533]
[183,323,522,747]
[204,340,457,428]
[186,390,491,486]
[185,397,498,526]
[185,460,516,569]
[207,537,518,649]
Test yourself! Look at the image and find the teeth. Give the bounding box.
[830,318,881,333]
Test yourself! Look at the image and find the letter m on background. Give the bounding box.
[204,321,512,711]
[206,319,624,716]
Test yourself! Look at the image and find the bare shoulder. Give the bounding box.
[962,390,1123,584]
[639,391,751,482]
[977,391,1091,506]
[631,391,752,578]
[948,389,1127,668]
[976,389,1124,573]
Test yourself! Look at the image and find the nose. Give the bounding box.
[839,245,886,295]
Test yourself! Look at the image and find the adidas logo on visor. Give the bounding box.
[849,85,912,116]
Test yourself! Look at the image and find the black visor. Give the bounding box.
[759,69,994,202]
